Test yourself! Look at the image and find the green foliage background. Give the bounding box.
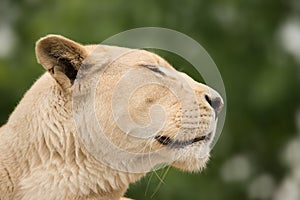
[0,0,300,199]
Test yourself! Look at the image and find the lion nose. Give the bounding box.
[204,92,224,117]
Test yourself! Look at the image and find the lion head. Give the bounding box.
[36,35,223,174]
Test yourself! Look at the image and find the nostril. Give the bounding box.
[204,95,212,107]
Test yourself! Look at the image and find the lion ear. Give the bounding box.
[35,34,88,89]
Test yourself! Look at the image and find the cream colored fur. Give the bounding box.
[0,35,223,200]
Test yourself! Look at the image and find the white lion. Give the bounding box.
[0,35,223,200]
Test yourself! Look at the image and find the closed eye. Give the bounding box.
[141,64,166,76]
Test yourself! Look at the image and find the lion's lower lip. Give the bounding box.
[155,133,212,148]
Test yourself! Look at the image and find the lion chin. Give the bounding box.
[168,141,212,172]
[172,157,209,172]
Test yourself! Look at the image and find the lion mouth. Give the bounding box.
[154,132,212,148]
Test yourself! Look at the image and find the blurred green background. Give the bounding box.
[1,0,300,199]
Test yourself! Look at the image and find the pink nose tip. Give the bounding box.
[211,97,224,116]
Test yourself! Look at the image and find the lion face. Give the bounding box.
[87,47,223,172]
[36,35,223,173]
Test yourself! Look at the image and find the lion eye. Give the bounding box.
[141,64,166,76]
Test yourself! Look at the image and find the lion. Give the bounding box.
[0,35,223,200]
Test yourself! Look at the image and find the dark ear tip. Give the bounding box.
[35,34,81,52]
[35,34,66,67]
[35,34,87,70]
[36,34,69,55]
[36,34,64,49]
[36,34,68,44]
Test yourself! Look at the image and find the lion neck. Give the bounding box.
[5,73,144,199]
